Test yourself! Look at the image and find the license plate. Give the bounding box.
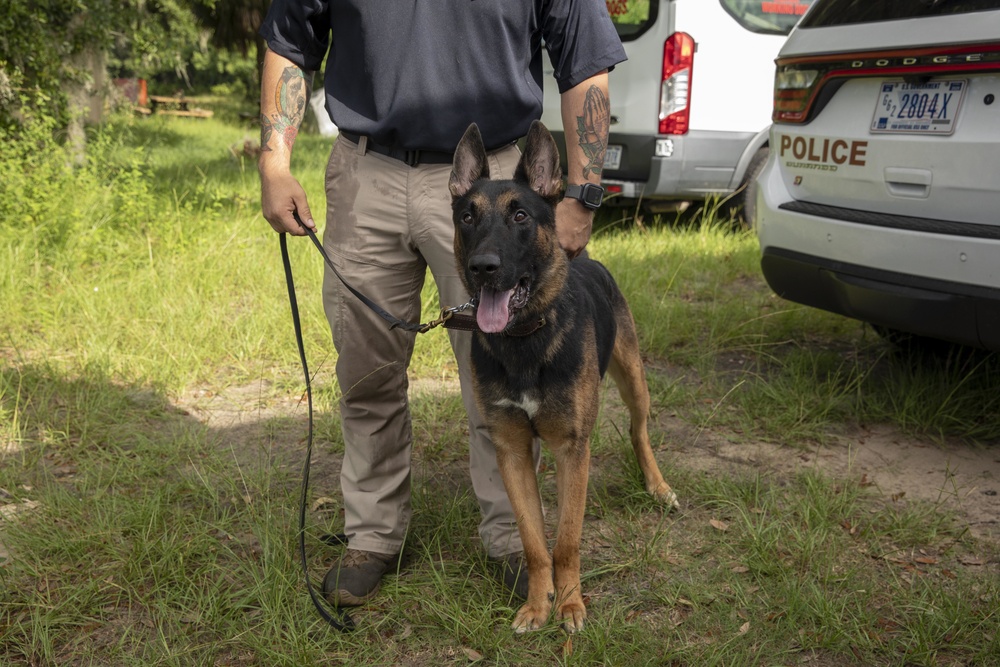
[604,144,622,170]
[870,80,966,135]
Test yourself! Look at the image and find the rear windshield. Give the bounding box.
[607,0,811,41]
[800,0,1000,27]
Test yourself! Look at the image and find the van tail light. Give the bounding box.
[660,32,694,135]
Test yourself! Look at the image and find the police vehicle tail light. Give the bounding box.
[773,65,820,123]
[659,32,694,135]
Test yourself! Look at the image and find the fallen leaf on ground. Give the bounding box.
[311,496,338,513]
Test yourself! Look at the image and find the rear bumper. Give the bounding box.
[644,130,754,199]
[553,129,755,201]
[761,246,1000,350]
[757,158,1000,350]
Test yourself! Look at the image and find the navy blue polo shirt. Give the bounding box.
[260,0,625,152]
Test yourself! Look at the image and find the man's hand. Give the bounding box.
[555,198,594,259]
[260,169,316,236]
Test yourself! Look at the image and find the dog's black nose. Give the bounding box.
[469,252,501,276]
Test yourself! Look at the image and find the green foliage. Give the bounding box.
[0,106,155,263]
[110,0,208,80]
[0,98,70,228]
[0,0,107,101]
[191,48,260,100]
[0,0,251,125]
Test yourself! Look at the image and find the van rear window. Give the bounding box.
[606,0,659,41]
[606,0,812,41]
[800,0,999,27]
[719,0,814,35]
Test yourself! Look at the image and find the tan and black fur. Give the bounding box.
[449,121,679,634]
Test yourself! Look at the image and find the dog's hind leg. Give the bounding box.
[607,312,680,509]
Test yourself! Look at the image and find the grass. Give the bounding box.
[1,110,999,666]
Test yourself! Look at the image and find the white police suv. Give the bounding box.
[756,0,1000,349]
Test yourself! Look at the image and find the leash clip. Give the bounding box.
[419,299,477,333]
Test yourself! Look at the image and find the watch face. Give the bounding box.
[566,183,604,209]
[583,185,603,207]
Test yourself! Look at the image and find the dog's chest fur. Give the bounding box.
[471,260,619,423]
[494,392,542,419]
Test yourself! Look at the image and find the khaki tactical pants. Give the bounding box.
[322,135,530,558]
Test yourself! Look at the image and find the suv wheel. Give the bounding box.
[732,146,769,229]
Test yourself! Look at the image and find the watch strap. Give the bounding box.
[564,183,604,210]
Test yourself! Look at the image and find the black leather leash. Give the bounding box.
[280,231,356,632]
[280,213,479,633]
[292,212,477,333]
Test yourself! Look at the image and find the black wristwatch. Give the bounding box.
[564,183,605,210]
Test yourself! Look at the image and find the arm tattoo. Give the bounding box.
[576,85,610,178]
[260,67,309,153]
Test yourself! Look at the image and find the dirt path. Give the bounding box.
[176,380,1000,544]
[670,420,1000,541]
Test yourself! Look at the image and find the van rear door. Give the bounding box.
[541,0,812,201]
[541,1,667,183]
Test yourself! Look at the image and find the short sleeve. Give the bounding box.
[542,0,627,93]
[259,0,332,72]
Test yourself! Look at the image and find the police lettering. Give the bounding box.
[779,135,868,167]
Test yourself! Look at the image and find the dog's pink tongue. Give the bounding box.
[477,287,514,333]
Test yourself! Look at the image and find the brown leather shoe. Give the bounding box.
[323,549,399,607]
[489,551,529,601]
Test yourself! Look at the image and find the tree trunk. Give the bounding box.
[66,46,107,166]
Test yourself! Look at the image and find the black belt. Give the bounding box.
[340,131,454,167]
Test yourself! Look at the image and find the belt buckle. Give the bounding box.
[404,150,420,167]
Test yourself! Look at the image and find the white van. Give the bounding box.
[541,0,813,219]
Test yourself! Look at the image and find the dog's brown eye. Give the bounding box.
[462,212,473,225]
[512,210,528,223]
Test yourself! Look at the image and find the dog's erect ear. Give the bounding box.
[514,120,563,200]
[449,124,490,199]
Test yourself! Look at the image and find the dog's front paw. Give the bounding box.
[558,600,587,634]
[650,481,680,510]
[512,601,552,633]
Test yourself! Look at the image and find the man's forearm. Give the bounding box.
[258,48,318,235]
[560,71,610,189]
[259,49,314,172]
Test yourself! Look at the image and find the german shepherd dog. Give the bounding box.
[448,121,679,634]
